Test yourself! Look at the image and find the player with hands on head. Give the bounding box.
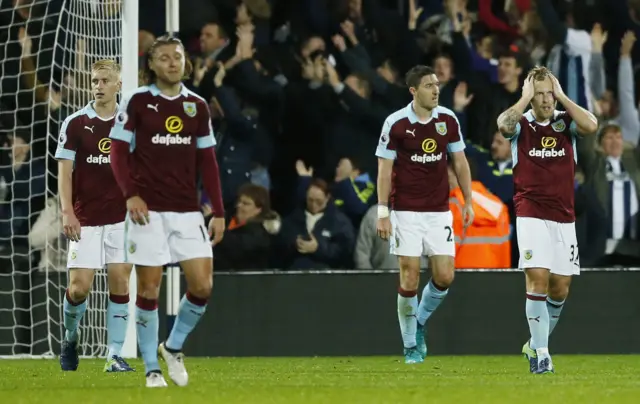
[109,35,225,388]
[496,66,598,374]
[375,65,474,364]
[55,59,135,374]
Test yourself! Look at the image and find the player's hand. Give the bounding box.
[462,204,475,229]
[521,76,535,102]
[376,217,392,241]
[208,217,225,246]
[548,74,566,100]
[62,211,81,242]
[126,196,150,225]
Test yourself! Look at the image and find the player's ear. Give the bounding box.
[409,87,416,96]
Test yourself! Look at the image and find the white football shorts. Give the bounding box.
[67,221,126,269]
[124,211,213,266]
[389,210,455,257]
[516,216,580,276]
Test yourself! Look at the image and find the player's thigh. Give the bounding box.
[125,211,171,266]
[162,212,213,263]
[421,211,455,258]
[104,221,133,295]
[180,257,214,297]
[516,217,555,270]
[389,211,423,257]
[67,225,105,270]
[551,222,580,277]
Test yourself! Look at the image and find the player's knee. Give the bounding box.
[137,278,161,300]
[399,267,420,291]
[107,271,130,295]
[188,276,213,299]
[525,269,549,294]
[68,280,90,302]
[433,270,454,289]
[547,284,569,302]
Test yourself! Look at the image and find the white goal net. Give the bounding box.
[0,0,123,358]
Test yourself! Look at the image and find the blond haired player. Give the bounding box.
[55,60,134,373]
[497,66,597,374]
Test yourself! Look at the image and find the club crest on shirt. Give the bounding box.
[551,120,566,132]
[435,122,447,136]
[183,102,197,117]
[524,250,532,260]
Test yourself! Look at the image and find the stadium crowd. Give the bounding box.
[0,0,639,272]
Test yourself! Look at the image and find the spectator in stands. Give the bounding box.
[0,131,45,248]
[354,205,428,270]
[295,157,375,228]
[593,31,640,145]
[578,123,640,266]
[466,49,524,148]
[211,183,281,271]
[208,57,273,210]
[448,159,511,269]
[574,166,607,266]
[536,0,593,111]
[278,179,355,269]
[466,130,514,206]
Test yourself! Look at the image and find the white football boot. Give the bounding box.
[158,342,188,386]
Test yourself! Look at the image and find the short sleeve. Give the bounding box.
[375,117,397,160]
[54,116,79,161]
[446,114,466,153]
[109,92,138,143]
[196,101,216,149]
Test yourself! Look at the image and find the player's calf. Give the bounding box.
[162,258,213,386]
[61,269,94,371]
[416,256,454,359]
[135,266,163,379]
[397,257,420,363]
[105,263,135,372]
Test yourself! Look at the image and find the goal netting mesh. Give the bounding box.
[0,0,122,358]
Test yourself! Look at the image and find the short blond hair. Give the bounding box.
[91,59,121,75]
[526,66,551,82]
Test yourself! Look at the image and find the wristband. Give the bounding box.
[377,205,390,218]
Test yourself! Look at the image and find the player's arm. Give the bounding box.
[54,118,80,240]
[54,118,76,215]
[450,151,472,204]
[196,102,225,244]
[108,94,139,198]
[496,97,529,139]
[552,77,599,135]
[374,117,396,218]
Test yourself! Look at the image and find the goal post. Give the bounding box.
[0,0,138,358]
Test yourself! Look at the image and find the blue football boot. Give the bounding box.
[60,339,79,371]
[416,323,427,360]
[534,355,555,374]
[104,355,135,372]
[404,347,424,364]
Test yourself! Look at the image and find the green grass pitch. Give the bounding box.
[2,356,640,403]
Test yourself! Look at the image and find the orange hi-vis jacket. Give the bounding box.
[450,181,511,269]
